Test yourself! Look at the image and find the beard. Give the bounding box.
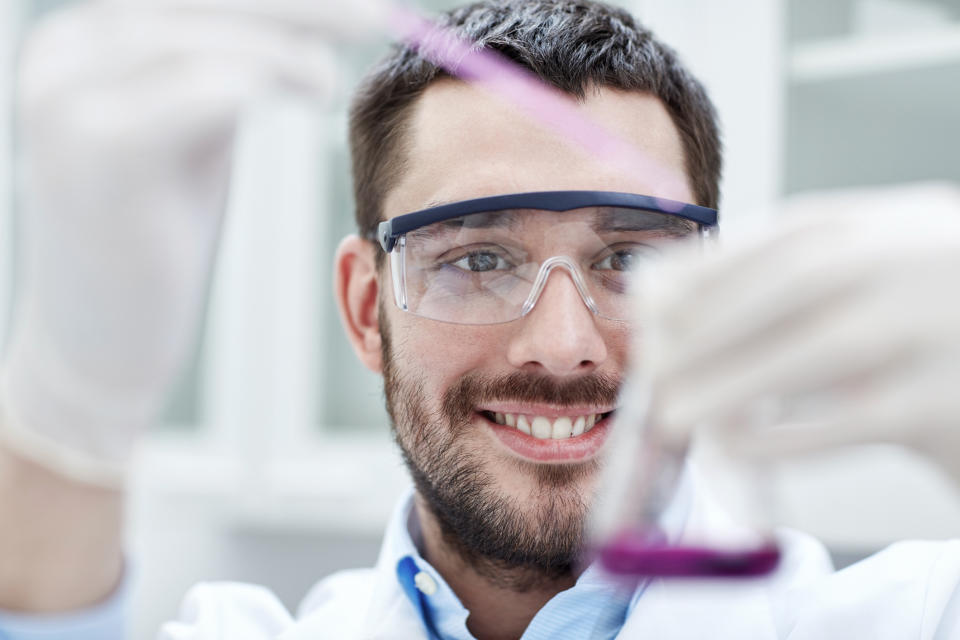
[380,310,620,591]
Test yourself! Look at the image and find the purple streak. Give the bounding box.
[599,530,781,578]
[388,5,690,200]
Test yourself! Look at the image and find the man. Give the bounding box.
[327,2,718,636]
[2,1,959,639]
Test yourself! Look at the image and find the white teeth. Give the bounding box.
[487,411,608,439]
[516,415,531,435]
[572,416,585,437]
[531,416,552,439]
[552,416,573,439]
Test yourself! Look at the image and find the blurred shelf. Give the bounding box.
[785,32,960,194]
[790,25,960,82]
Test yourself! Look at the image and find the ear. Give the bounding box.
[334,235,383,373]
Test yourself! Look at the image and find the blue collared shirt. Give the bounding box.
[386,482,690,640]
[0,572,128,640]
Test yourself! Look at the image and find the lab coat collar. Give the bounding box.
[291,464,825,639]
[358,468,697,639]
[380,489,643,639]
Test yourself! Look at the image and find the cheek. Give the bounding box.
[390,312,508,386]
[599,320,633,370]
[385,297,634,401]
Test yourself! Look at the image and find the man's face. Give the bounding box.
[379,80,694,585]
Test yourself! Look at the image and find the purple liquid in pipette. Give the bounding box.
[599,531,780,578]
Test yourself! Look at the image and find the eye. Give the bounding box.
[450,251,512,272]
[593,245,658,271]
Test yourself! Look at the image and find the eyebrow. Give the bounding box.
[592,208,698,235]
[407,210,522,241]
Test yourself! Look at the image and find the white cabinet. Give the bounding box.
[787,1,960,192]
[634,0,960,210]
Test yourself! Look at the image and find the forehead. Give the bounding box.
[383,79,694,220]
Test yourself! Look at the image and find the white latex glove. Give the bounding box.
[636,183,960,487]
[0,0,388,486]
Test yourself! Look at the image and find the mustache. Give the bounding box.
[442,371,621,426]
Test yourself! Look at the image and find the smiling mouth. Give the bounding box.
[480,410,615,440]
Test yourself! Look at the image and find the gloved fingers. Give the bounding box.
[645,184,960,343]
[637,225,891,383]
[650,260,960,446]
[651,292,921,443]
[101,0,392,43]
[27,53,336,161]
[642,206,960,387]
[721,355,960,464]
[639,210,863,333]
[20,6,344,114]
[651,250,960,391]
[641,243,887,385]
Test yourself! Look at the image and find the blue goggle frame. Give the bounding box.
[376,190,718,253]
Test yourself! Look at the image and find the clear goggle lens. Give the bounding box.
[389,206,702,325]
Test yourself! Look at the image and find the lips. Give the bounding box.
[482,410,610,439]
[478,407,616,462]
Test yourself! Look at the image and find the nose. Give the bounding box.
[506,265,608,376]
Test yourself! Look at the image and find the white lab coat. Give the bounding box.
[159,482,960,640]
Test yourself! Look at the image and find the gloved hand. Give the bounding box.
[0,0,387,486]
[636,183,960,487]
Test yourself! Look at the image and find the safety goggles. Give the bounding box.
[376,191,718,325]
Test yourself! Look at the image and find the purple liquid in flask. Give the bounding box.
[590,374,781,579]
[599,532,780,578]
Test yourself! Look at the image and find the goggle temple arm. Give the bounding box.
[389,236,408,311]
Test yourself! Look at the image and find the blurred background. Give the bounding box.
[1,0,960,636]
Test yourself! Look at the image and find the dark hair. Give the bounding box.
[348,0,721,248]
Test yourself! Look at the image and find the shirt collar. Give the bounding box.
[380,470,694,640]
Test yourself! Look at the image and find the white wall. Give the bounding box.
[630,0,786,219]
[0,2,18,348]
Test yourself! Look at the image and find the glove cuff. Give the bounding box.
[0,397,128,489]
